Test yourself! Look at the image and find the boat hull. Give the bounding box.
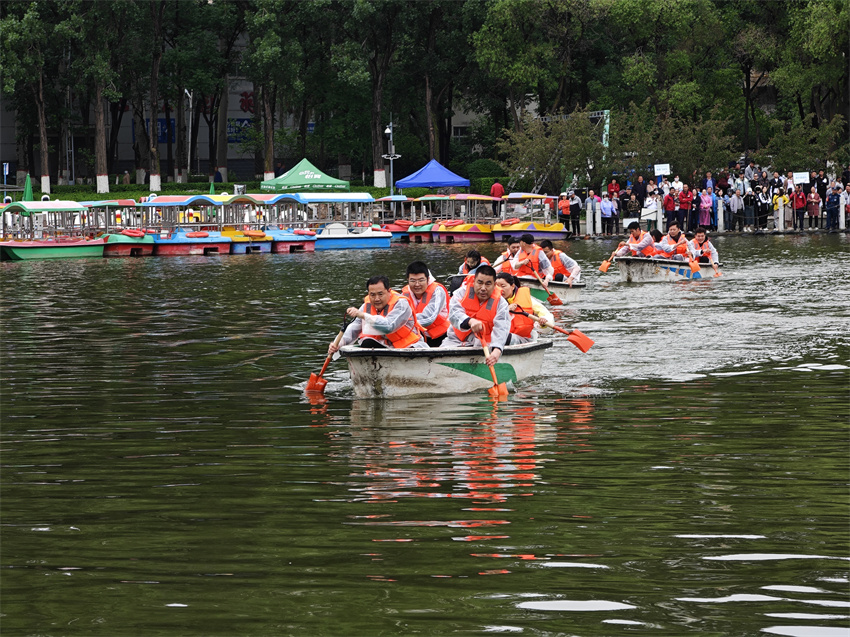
[103,234,154,257]
[407,225,434,243]
[516,276,585,303]
[271,239,315,253]
[152,241,232,256]
[432,223,493,244]
[229,241,272,254]
[340,340,552,398]
[492,222,569,242]
[315,237,391,250]
[0,239,106,260]
[615,256,718,282]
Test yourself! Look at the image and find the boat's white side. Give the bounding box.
[516,276,585,303]
[615,256,718,282]
[340,340,553,398]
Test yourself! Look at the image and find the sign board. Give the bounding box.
[3,163,8,176]
[654,163,671,176]
[792,172,809,186]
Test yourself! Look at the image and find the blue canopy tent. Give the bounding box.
[395,159,470,190]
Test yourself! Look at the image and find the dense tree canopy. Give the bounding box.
[1,0,847,193]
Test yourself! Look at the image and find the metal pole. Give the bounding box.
[186,89,193,182]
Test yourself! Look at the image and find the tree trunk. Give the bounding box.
[175,91,186,182]
[370,76,385,186]
[148,0,165,191]
[191,99,201,176]
[742,64,751,153]
[215,79,229,182]
[107,98,126,174]
[298,98,308,158]
[35,74,50,194]
[94,82,109,194]
[425,73,435,160]
[262,84,275,180]
[164,99,174,183]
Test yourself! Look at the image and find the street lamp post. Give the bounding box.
[382,120,401,215]
[185,89,193,183]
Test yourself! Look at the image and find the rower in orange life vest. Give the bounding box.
[688,227,720,275]
[457,249,490,275]
[495,273,554,345]
[608,221,656,262]
[328,275,428,354]
[510,233,555,282]
[538,239,582,286]
[651,220,689,261]
[401,260,450,347]
[492,236,521,275]
[441,265,511,366]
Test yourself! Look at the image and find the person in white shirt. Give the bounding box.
[688,228,720,276]
[671,175,683,192]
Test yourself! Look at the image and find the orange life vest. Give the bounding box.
[362,290,421,349]
[549,249,575,277]
[498,250,516,275]
[661,233,688,256]
[515,246,542,277]
[627,230,656,257]
[461,256,490,274]
[453,285,502,343]
[401,281,450,339]
[690,238,714,260]
[507,286,535,338]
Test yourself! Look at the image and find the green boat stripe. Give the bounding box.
[437,362,518,384]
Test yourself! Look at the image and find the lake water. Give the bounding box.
[2,234,849,636]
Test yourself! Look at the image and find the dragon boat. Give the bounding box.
[338,340,553,399]
[614,256,720,282]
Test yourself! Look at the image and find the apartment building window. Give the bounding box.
[453,126,470,139]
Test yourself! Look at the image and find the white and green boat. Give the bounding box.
[339,340,552,399]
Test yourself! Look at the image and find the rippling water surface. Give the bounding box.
[2,234,849,636]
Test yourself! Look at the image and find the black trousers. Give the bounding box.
[425,334,446,348]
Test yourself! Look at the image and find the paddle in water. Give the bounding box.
[477,336,508,397]
[599,245,623,273]
[531,270,563,305]
[305,314,348,394]
[510,309,595,353]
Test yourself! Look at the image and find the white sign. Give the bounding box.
[792,172,809,186]
[654,163,671,176]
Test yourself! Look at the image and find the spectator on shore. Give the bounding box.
[729,188,745,231]
[626,192,641,219]
[758,170,770,192]
[743,186,756,231]
[632,175,647,206]
[671,175,683,192]
[557,193,570,225]
[784,171,795,192]
[769,171,784,198]
[842,165,850,187]
[644,192,660,230]
[807,170,818,194]
[122,170,130,185]
[745,161,757,188]
[717,171,730,193]
[825,185,841,231]
[773,187,789,230]
[756,186,771,230]
[660,176,671,195]
[663,188,677,229]
[698,189,713,227]
[601,193,615,235]
[490,180,505,216]
[678,184,693,230]
[585,189,600,232]
[275,161,286,177]
[840,184,850,227]
[816,170,828,203]
[700,171,717,192]
[806,186,822,230]
[607,178,620,199]
[791,185,807,231]
[568,191,582,235]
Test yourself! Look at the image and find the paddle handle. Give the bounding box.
[318,330,345,377]
[481,344,500,385]
[512,308,567,334]
[532,269,552,293]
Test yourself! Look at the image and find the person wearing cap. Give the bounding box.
[825,185,841,231]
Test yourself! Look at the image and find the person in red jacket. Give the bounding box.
[663,188,678,230]
[490,180,505,216]
[791,185,807,231]
[677,184,694,230]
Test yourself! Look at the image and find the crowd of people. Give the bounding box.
[558,163,850,234]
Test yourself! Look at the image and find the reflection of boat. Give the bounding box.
[103,232,154,257]
[339,340,553,398]
[0,237,106,260]
[492,221,569,241]
[314,223,392,250]
[615,256,718,282]
[516,276,585,304]
[432,221,493,243]
[152,227,232,256]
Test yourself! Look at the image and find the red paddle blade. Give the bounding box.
[566,329,594,353]
[305,373,328,393]
[488,383,509,397]
[487,385,500,397]
[547,293,563,306]
[599,260,610,273]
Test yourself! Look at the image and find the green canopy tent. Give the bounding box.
[260,158,350,192]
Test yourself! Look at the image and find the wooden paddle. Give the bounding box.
[531,270,563,305]
[306,316,348,394]
[477,335,508,397]
[510,309,595,353]
[599,246,621,272]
